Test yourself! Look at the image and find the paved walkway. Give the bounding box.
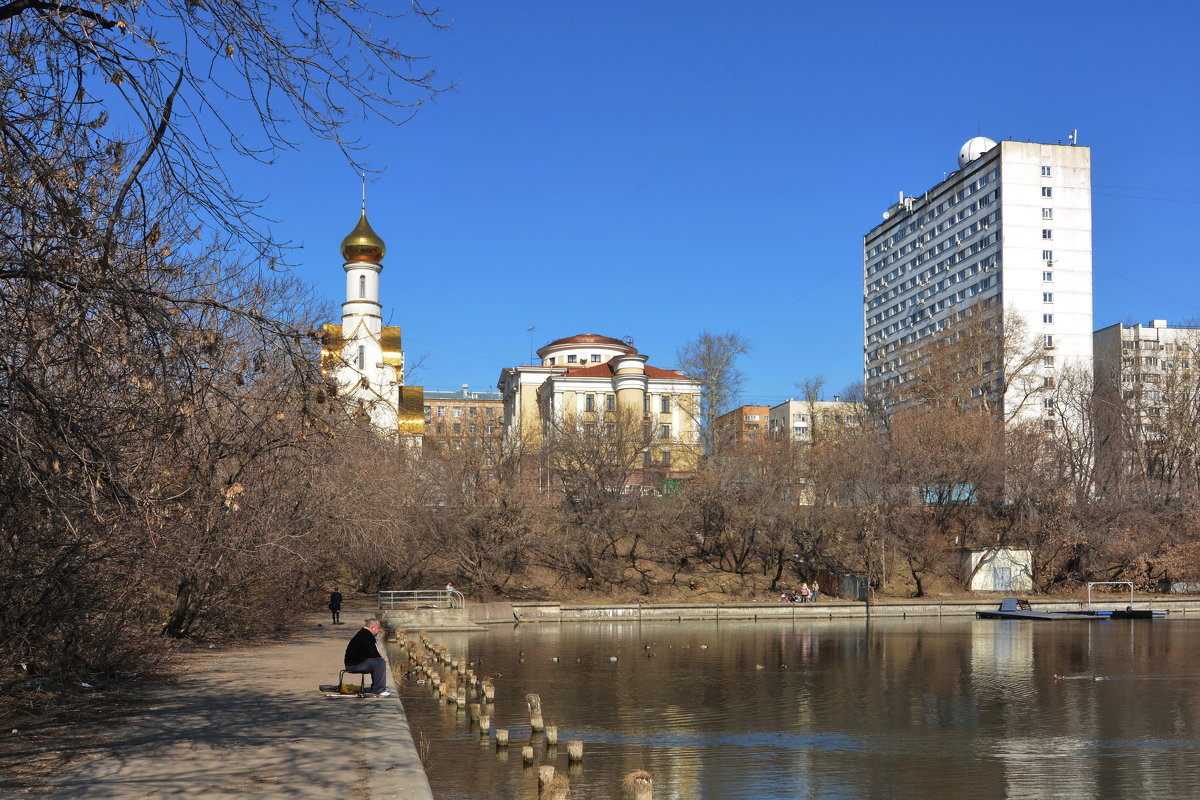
[43,615,432,800]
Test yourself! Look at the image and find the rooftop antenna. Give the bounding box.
[360,173,367,211]
[1068,129,1079,146]
[527,326,536,365]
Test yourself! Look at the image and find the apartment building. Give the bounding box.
[864,137,1092,424]
[423,387,504,454]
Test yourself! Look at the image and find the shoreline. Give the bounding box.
[463,595,1200,625]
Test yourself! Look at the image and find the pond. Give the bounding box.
[395,617,1200,799]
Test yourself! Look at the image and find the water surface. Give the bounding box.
[396,617,1200,799]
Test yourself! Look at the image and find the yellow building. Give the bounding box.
[497,334,702,491]
[319,209,424,440]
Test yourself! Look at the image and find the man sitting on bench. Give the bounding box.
[344,618,391,696]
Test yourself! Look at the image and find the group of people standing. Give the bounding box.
[780,581,819,603]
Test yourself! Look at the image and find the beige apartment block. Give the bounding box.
[768,398,865,442]
[1094,319,1200,487]
[423,387,504,455]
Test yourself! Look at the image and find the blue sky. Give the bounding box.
[246,1,1200,405]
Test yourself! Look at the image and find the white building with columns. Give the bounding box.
[320,210,424,439]
[497,334,703,480]
[864,136,1093,425]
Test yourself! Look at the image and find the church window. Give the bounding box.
[590,354,601,362]
[469,407,477,417]
[485,425,495,434]
[585,394,595,411]
[485,408,495,417]
[453,423,462,433]
[548,357,555,365]
[659,423,671,439]
[357,345,365,369]
[469,424,477,434]
[644,396,651,413]
[567,354,577,363]
[359,274,366,298]
[660,396,671,413]
[436,406,445,417]
[453,407,462,417]
[605,394,615,411]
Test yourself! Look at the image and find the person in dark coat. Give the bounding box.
[328,590,343,624]
[344,618,390,695]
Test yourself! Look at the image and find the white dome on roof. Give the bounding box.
[958,136,998,168]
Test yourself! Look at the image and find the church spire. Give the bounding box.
[340,190,386,264]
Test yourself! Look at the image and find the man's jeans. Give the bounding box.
[345,657,387,693]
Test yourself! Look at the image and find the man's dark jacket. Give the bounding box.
[345,627,381,666]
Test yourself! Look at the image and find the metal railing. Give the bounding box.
[378,589,465,610]
[1086,581,1134,609]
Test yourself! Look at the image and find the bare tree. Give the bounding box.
[0,1,447,682]
[676,331,751,455]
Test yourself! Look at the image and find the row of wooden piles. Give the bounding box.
[388,630,655,799]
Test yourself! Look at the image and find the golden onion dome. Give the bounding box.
[340,211,386,263]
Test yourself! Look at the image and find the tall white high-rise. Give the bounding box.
[863,137,1093,423]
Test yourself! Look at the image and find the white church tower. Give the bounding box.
[321,206,424,440]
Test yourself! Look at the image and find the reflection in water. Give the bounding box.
[394,618,1200,800]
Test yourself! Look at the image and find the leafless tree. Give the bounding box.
[676,331,751,455]
[0,0,447,683]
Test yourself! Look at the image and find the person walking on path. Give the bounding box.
[344,618,391,696]
[328,589,343,625]
[810,580,820,603]
[799,582,811,603]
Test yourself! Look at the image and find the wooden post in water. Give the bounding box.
[527,692,545,732]
[623,770,653,800]
[479,715,490,735]
[540,775,570,800]
[482,680,496,702]
[544,724,558,746]
[495,729,509,748]
[468,702,481,721]
[537,765,556,790]
[522,745,534,764]
[567,739,583,762]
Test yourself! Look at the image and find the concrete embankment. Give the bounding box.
[467,596,1200,625]
[44,614,433,800]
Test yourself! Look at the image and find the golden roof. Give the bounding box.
[341,211,386,263]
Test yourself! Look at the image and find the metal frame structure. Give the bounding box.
[378,589,465,610]
[1086,581,1134,609]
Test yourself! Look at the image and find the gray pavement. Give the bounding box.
[43,615,433,799]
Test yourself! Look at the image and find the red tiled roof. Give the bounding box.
[562,363,692,380]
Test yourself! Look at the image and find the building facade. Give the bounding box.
[497,334,703,489]
[423,387,504,454]
[320,210,424,440]
[864,137,1093,424]
[715,405,772,445]
[1094,319,1200,485]
[768,398,864,442]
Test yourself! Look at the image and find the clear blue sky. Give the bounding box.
[249,1,1200,405]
